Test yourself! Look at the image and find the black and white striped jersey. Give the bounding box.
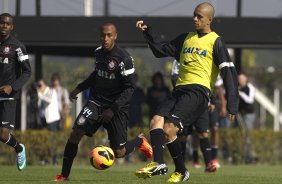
[0,35,31,99]
[77,45,135,113]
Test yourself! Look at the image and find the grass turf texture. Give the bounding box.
[0,164,281,184]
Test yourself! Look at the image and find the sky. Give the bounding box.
[1,0,282,18]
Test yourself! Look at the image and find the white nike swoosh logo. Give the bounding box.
[119,142,126,146]
[171,114,179,118]
[2,121,9,125]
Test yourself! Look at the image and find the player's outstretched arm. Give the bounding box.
[135,20,179,58]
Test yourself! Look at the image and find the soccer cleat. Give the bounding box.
[168,170,190,183]
[138,133,153,158]
[205,162,218,173]
[135,161,168,179]
[53,174,69,181]
[211,159,221,169]
[17,144,26,171]
[193,161,201,169]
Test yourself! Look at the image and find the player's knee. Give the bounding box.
[163,122,177,134]
[198,131,209,139]
[0,134,8,142]
[150,115,164,129]
[69,129,85,144]
[0,129,10,142]
[163,123,178,141]
[114,148,126,158]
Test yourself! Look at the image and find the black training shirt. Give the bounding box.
[0,35,31,99]
[77,45,135,113]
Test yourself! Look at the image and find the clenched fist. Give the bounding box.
[136,20,148,31]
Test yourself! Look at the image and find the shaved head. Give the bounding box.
[100,23,117,34]
[196,2,215,19]
[193,2,215,32]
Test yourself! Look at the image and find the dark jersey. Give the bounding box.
[76,45,135,113]
[143,27,238,115]
[0,35,31,99]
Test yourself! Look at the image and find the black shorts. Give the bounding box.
[179,110,210,136]
[0,100,16,130]
[157,87,209,132]
[73,101,128,149]
[179,108,220,137]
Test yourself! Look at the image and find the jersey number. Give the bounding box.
[82,107,93,117]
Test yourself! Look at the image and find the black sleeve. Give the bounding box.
[213,37,239,115]
[76,71,97,91]
[110,56,135,113]
[143,26,186,61]
[11,44,32,91]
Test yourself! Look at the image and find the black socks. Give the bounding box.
[124,136,143,155]
[61,140,78,177]
[211,146,218,160]
[200,138,212,166]
[167,137,187,174]
[150,128,166,164]
[5,134,23,153]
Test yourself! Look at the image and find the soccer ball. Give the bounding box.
[90,145,115,170]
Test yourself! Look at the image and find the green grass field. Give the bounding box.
[0,163,281,184]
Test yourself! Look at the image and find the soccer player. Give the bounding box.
[135,2,238,182]
[53,23,152,181]
[171,60,225,169]
[0,13,31,171]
